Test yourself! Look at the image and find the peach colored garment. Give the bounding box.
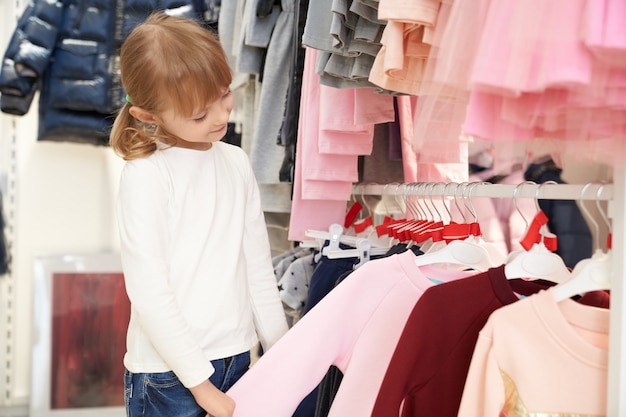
[368,0,441,95]
[458,288,609,416]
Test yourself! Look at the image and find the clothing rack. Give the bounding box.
[357,182,614,201]
[356,179,625,416]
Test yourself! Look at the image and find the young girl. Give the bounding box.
[110,13,289,417]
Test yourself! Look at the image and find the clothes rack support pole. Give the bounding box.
[607,167,626,417]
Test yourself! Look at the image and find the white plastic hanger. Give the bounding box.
[462,182,507,265]
[419,182,453,253]
[552,182,612,301]
[414,236,496,272]
[414,182,503,272]
[504,181,571,283]
[306,223,388,260]
[352,238,372,269]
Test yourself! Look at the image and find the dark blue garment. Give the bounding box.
[0,0,208,145]
[293,245,399,417]
[303,256,356,315]
[310,243,422,417]
[292,254,355,417]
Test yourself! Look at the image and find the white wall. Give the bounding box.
[0,107,124,407]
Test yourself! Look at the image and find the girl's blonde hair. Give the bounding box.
[110,13,232,160]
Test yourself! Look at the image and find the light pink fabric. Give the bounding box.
[397,95,419,182]
[396,95,468,183]
[287,139,348,239]
[318,85,374,156]
[353,88,395,125]
[227,250,468,417]
[458,288,609,416]
[287,48,352,242]
[583,0,626,67]
[410,0,626,170]
[300,49,360,183]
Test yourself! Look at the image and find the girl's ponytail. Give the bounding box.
[110,102,157,161]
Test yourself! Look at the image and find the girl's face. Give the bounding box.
[157,88,234,150]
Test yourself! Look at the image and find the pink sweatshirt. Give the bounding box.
[226,250,470,416]
[458,288,609,416]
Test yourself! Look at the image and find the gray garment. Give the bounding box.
[331,0,359,53]
[306,0,386,88]
[237,0,267,74]
[246,4,282,48]
[221,0,293,213]
[277,253,315,312]
[302,0,336,52]
[317,51,386,90]
[219,0,258,157]
[274,246,312,279]
[218,0,243,69]
[249,0,295,185]
[331,0,383,54]
[350,0,384,24]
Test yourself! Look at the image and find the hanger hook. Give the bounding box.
[535,180,558,244]
[534,180,558,212]
[394,183,407,217]
[465,182,484,223]
[429,182,444,222]
[402,183,416,219]
[359,182,376,218]
[454,182,468,223]
[595,182,612,234]
[419,183,434,220]
[412,183,425,220]
[578,182,600,252]
[440,182,454,223]
[358,183,366,218]
[381,182,398,219]
[410,183,425,220]
[513,180,536,230]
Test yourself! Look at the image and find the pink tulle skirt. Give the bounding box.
[412,0,626,165]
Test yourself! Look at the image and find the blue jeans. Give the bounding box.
[124,351,250,417]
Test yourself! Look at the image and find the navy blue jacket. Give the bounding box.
[0,0,207,146]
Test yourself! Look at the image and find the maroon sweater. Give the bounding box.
[370,265,554,417]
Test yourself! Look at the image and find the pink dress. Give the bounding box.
[413,0,626,168]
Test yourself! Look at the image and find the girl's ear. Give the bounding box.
[129,106,159,124]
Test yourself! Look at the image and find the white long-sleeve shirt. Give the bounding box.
[116,140,288,388]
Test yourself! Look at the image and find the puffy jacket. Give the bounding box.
[0,0,207,146]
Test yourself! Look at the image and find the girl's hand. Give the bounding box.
[189,380,235,417]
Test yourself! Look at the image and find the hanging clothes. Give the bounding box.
[370,265,554,417]
[226,250,472,416]
[457,288,609,416]
[413,0,626,167]
[0,0,208,145]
